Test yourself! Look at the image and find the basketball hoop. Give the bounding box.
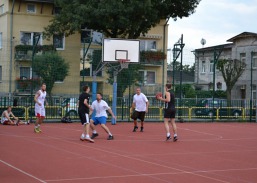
[118,59,130,69]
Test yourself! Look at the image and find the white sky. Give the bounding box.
[167,0,257,65]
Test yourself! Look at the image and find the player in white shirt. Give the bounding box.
[130,88,149,132]
[90,92,116,140]
[34,83,48,133]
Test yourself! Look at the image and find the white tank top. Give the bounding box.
[36,90,46,107]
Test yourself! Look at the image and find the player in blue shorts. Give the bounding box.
[90,92,116,140]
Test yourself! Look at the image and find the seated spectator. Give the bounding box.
[1,106,29,125]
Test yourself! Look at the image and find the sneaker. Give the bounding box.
[166,135,171,141]
[133,126,138,132]
[173,136,178,142]
[91,133,99,139]
[84,137,94,143]
[27,120,30,125]
[80,135,85,141]
[37,127,42,133]
[107,135,114,140]
[34,128,40,133]
[140,127,144,132]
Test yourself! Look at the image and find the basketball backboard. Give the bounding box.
[102,38,140,63]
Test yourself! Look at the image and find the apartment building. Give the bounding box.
[0,0,168,97]
[194,32,257,100]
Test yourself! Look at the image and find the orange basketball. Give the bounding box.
[155,92,163,99]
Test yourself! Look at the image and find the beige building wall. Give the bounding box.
[1,0,169,97]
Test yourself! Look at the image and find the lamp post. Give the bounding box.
[172,34,185,121]
[212,46,223,121]
[82,37,92,84]
[250,51,253,122]
[30,34,40,122]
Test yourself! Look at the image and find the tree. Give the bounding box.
[44,0,201,39]
[106,64,143,97]
[216,59,246,102]
[33,52,69,97]
[43,0,200,96]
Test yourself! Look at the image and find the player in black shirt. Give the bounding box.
[157,83,178,141]
[78,85,94,143]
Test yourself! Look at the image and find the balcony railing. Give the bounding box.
[140,50,166,66]
[16,78,41,93]
[14,45,55,61]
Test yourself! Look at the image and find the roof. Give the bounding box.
[194,43,233,53]
[227,32,257,42]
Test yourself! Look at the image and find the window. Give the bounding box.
[240,53,246,62]
[138,70,156,85]
[252,52,257,68]
[252,85,256,100]
[201,61,206,73]
[0,66,2,81]
[20,67,30,79]
[81,30,103,44]
[20,32,42,45]
[0,32,2,49]
[53,34,65,50]
[209,60,214,73]
[20,67,38,79]
[140,40,157,51]
[80,49,102,77]
[27,4,36,13]
[81,30,92,43]
[54,7,61,14]
[0,4,4,14]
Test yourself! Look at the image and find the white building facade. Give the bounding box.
[194,32,257,100]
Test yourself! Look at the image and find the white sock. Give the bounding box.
[85,134,90,138]
[34,125,38,129]
[167,133,170,137]
[81,133,85,138]
[174,134,177,137]
[93,130,97,134]
[108,133,112,136]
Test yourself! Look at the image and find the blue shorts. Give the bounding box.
[91,116,107,125]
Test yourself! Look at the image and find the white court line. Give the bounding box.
[39,135,230,183]
[0,125,241,183]
[178,126,223,139]
[45,167,257,182]
[0,160,46,183]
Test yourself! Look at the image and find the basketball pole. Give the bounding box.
[112,71,118,125]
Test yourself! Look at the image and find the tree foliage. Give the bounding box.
[44,0,201,39]
[106,64,143,97]
[216,59,246,101]
[33,52,69,96]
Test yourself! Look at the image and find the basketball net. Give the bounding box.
[118,59,130,69]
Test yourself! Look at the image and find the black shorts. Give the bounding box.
[78,110,90,125]
[164,108,176,119]
[131,111,146,122]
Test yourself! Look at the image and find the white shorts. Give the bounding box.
[35,106,45,118]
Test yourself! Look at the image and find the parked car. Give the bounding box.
[58,98,78,117]
[194,98,242,118]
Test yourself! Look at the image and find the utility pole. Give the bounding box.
[172,34,185,121]
[212,46,223,122]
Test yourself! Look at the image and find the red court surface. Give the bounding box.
[1,122,257,183]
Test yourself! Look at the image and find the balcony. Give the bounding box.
[14,45,55,61]
[140,50,166,66]
[15,78,41,93]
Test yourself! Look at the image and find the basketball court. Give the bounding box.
[1,122,257,183]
